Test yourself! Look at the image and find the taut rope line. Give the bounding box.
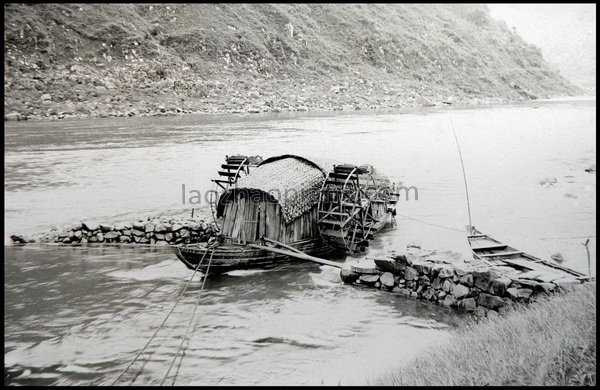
[395,212,465,233]
[111,249,210,386]
[161,250,215,386]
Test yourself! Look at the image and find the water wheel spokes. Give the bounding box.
[318,164,374,253]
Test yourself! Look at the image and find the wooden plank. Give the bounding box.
[258,203,266,239]
[320,229,345,238]
[517,270,567,283]
[217,171,239,177]
[276,203,285,242]
[222,202,234,236]
[479,251,524,258]
[502,257,585,278]
[340,201,362,208]
[468,234,488,238]
[227,200,239,239]
[319,210,348,217]
[333,166,356,173]
[232,195,243,242]
[226,156,248,164]
[327,174,352,181]
[247,200,254,241]
[253,199,260,241]
[530,257,588,277]
[268,202,279,241]
[319,218,347,227]
[471,243,508,251]
[469,237,497,244]
[221,163,245,170]
[310,207,317,238]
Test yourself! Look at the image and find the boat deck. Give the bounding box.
[468,227,588,285]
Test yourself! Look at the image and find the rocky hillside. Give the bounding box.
[4,3,579,120]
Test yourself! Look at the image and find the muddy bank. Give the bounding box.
[5,77,521,122]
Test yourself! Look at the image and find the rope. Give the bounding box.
[111,249,210,386]
[170,348,187,387]
[161,250,215,386]
[170,250,216,386]
[398,214,596,242]
[448,114,473,234]
[539,235,596,240]
[396,213,466,233]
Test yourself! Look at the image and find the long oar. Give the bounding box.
[247,240,341,269]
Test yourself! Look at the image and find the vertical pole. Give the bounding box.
[449,114,473,235]
[582,238,591,279]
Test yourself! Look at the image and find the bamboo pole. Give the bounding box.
[247,242,341,268]
[581,238,591,279]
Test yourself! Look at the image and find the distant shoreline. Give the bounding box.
[5,93,594,123]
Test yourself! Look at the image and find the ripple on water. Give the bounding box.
[5,99,595,385]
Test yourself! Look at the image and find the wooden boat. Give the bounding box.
[175,154,399,273]
[467,226,588,282]
[174,237,337,273]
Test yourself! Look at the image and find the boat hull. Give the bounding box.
[467,227,587,279]
[174,237,337,273]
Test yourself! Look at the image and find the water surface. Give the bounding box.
[4,98,596,384]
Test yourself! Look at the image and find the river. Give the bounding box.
[4,97,596,385]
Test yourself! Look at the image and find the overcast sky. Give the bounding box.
[487,3,596,89]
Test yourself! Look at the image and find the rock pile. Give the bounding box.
[340,253,583,318]
[11,217,219,246]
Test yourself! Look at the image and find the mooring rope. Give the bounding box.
[160,250,215,386]
[448,114,473,234]
[396,212,466,233]
[169,250,216,386]
[539,235,596,240]
[111,249,210,386]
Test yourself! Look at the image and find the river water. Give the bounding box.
[4,97,596,385]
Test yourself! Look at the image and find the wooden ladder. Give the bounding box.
[212,155,250,190]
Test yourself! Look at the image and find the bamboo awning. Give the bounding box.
[218,155,328,223]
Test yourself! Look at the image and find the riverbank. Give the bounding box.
[3,79,528,122]
[371,281,596,386]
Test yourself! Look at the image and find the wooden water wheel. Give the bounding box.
[317,164,380,252]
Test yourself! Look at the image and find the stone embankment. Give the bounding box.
[340,251,584,318]
[10,217,218,246]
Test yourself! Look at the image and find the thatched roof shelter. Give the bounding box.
[217,155,329,223]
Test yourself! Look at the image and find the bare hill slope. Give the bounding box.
[4,3,579,120]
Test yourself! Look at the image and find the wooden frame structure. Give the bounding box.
[175,154,399,273]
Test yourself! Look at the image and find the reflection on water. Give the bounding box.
[4,98,596,385]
